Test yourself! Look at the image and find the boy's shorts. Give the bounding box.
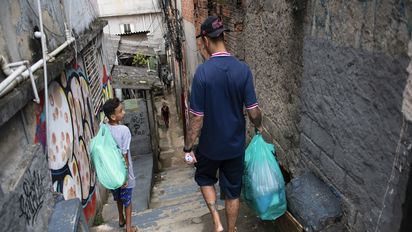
[194,153,244,199]
[112,188,133,207]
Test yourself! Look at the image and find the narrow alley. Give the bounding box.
[92,93,275,231]
[1,0,412,232]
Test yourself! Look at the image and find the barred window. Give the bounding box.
[82,41,103,115]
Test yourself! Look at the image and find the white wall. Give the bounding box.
[97,0,160,17]
[63,0,98,34]
[183,19,202,87]
[103,13,162,35]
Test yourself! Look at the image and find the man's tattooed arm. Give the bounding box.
[185,113,204,149]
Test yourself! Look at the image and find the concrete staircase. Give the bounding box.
[90,94,277,232]
[90,165,223,232]
[130,166,224,231]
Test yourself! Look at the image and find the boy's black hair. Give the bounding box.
[103,97,120,119]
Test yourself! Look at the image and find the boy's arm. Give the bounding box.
[121,128,132,187]
[121,152,129,188]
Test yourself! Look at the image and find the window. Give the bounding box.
[82,41,103,115]
[120,24,134,34]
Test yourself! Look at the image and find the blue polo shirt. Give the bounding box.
[189,52,258,160]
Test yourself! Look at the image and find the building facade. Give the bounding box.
[97,0,165,56]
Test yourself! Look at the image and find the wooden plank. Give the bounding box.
[274,211,304,232]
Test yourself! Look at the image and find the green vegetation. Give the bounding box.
[132,52,148,67]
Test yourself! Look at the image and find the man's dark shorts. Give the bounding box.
[194,153,244,199]
[112,188,133,207]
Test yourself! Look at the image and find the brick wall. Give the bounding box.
[193,0,245,59]
[182,0,195,23]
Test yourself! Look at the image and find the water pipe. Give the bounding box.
[0,28,74,97]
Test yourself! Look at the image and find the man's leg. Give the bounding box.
[225,198,240,232]
[220,155,244,232]
[200,186,224,232]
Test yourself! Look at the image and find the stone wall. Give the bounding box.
[299,1,412,230]
[242,0,306,172]
[0,0,97,71]
[0,144,54,232]
[300,37,411,231]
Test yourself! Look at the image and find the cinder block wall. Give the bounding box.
[298,1,412,230]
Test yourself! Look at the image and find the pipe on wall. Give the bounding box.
[0,36,74,97]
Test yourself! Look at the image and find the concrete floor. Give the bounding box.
[91,93,276,232]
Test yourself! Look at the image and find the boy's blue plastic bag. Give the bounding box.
[243,134,287,220]
[90,124,127,190]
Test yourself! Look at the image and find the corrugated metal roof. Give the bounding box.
[111,65,162,90]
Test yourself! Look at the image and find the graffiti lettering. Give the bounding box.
[130,112,147,136]
[19,170,45,225]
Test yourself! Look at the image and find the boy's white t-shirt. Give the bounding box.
[107,124,136,189]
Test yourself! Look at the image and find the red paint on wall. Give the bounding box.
[83,191,96,222]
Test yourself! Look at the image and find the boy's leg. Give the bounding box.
[112,189,125,226]
[125,203,133,231]
[120,188,135,232]
[116,200,125,226]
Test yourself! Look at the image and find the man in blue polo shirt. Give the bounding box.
[183,16,263,232]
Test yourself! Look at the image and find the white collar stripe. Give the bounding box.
[211,52,231,57]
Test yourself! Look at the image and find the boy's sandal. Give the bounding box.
[119,221,126,228]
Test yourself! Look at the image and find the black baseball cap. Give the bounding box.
[196,16,230,38]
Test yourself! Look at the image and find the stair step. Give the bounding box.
[131,199,222,230]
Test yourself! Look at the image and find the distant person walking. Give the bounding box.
[183,16,262,232]
[161,102,170,128]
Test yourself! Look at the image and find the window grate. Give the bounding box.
[82,42,103,116]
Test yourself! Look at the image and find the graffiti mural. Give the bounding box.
[102,64,113,101]
[99,64,114,122]
[123,99,151,155]
[19,170,45,226]
[34,61,112,221]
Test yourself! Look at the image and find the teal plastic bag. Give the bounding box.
[90,124,127,190]
[243,134,287,220]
